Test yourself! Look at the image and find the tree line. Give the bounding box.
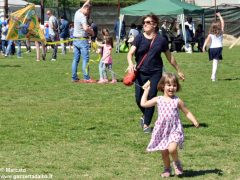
[28,0,143,7]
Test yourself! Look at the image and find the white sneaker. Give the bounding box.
[51,59,56,61]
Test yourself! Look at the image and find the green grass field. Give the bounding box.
[0,46,240,179]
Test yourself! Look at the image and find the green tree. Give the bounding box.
[28,0,143,7]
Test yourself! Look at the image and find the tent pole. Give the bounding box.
[4,0,8,18]
[214,0,217,21]
[202,13,205,39]
[118,0,120,17]
[180,14,186,46]
[117,14,124,53]
[40,0,44,25]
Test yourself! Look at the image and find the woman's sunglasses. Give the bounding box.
[143,20,155,25]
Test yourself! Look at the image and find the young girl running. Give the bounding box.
[203,12,224,82]
[96,36,117,84]
[141,73,199,177]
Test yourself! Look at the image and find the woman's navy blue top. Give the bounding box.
[132,33,169,73]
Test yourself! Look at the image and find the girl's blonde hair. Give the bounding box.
[157,73,181,92]
[209,21,222,36]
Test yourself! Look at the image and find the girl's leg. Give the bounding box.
[161,150,171,169]
[211,59,218,81]
[161,150,171,177]
[168,142,178,162]
[102,63,108,81]
[98,60,104,80]
[168,142,183,175]
[107,64,117,83]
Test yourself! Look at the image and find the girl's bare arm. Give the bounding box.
[141,81,158,108]
[216,12,224,32]
[178,99,199,127]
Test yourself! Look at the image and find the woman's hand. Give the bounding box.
[177,71,185,81]
[127,64,136,73]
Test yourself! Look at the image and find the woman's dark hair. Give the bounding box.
[142,13,160,32]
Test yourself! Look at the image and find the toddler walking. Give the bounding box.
[203,12,224,82]
[141,73,199,177]
[96,36,117,84]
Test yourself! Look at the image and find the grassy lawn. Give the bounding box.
[0,46,240,179]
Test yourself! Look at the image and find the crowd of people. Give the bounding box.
[159,16,205,53]
[0,11,71,61]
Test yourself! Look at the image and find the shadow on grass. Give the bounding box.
[86,127,96,130]
[0,65,21,68]
[182,168,223,178]
[117,78,123,82]
[219,77,240,81]
[183,123,208,128]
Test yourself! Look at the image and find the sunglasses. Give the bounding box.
[143,20,155,25]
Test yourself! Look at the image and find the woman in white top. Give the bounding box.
[203,12,224,82]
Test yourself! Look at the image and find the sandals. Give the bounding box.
[161,167,171,178]
[172,161,183,176]
[160,161,183,178]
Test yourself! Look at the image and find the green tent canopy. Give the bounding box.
[116,0,204,53]
[120,0,204,16]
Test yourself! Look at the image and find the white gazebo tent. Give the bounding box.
[0,0,30,20]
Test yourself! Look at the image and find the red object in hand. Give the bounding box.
[123,71,137,86]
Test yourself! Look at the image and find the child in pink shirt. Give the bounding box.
[96,36,117,83]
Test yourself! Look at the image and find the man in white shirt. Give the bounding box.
[71,0,96,83]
